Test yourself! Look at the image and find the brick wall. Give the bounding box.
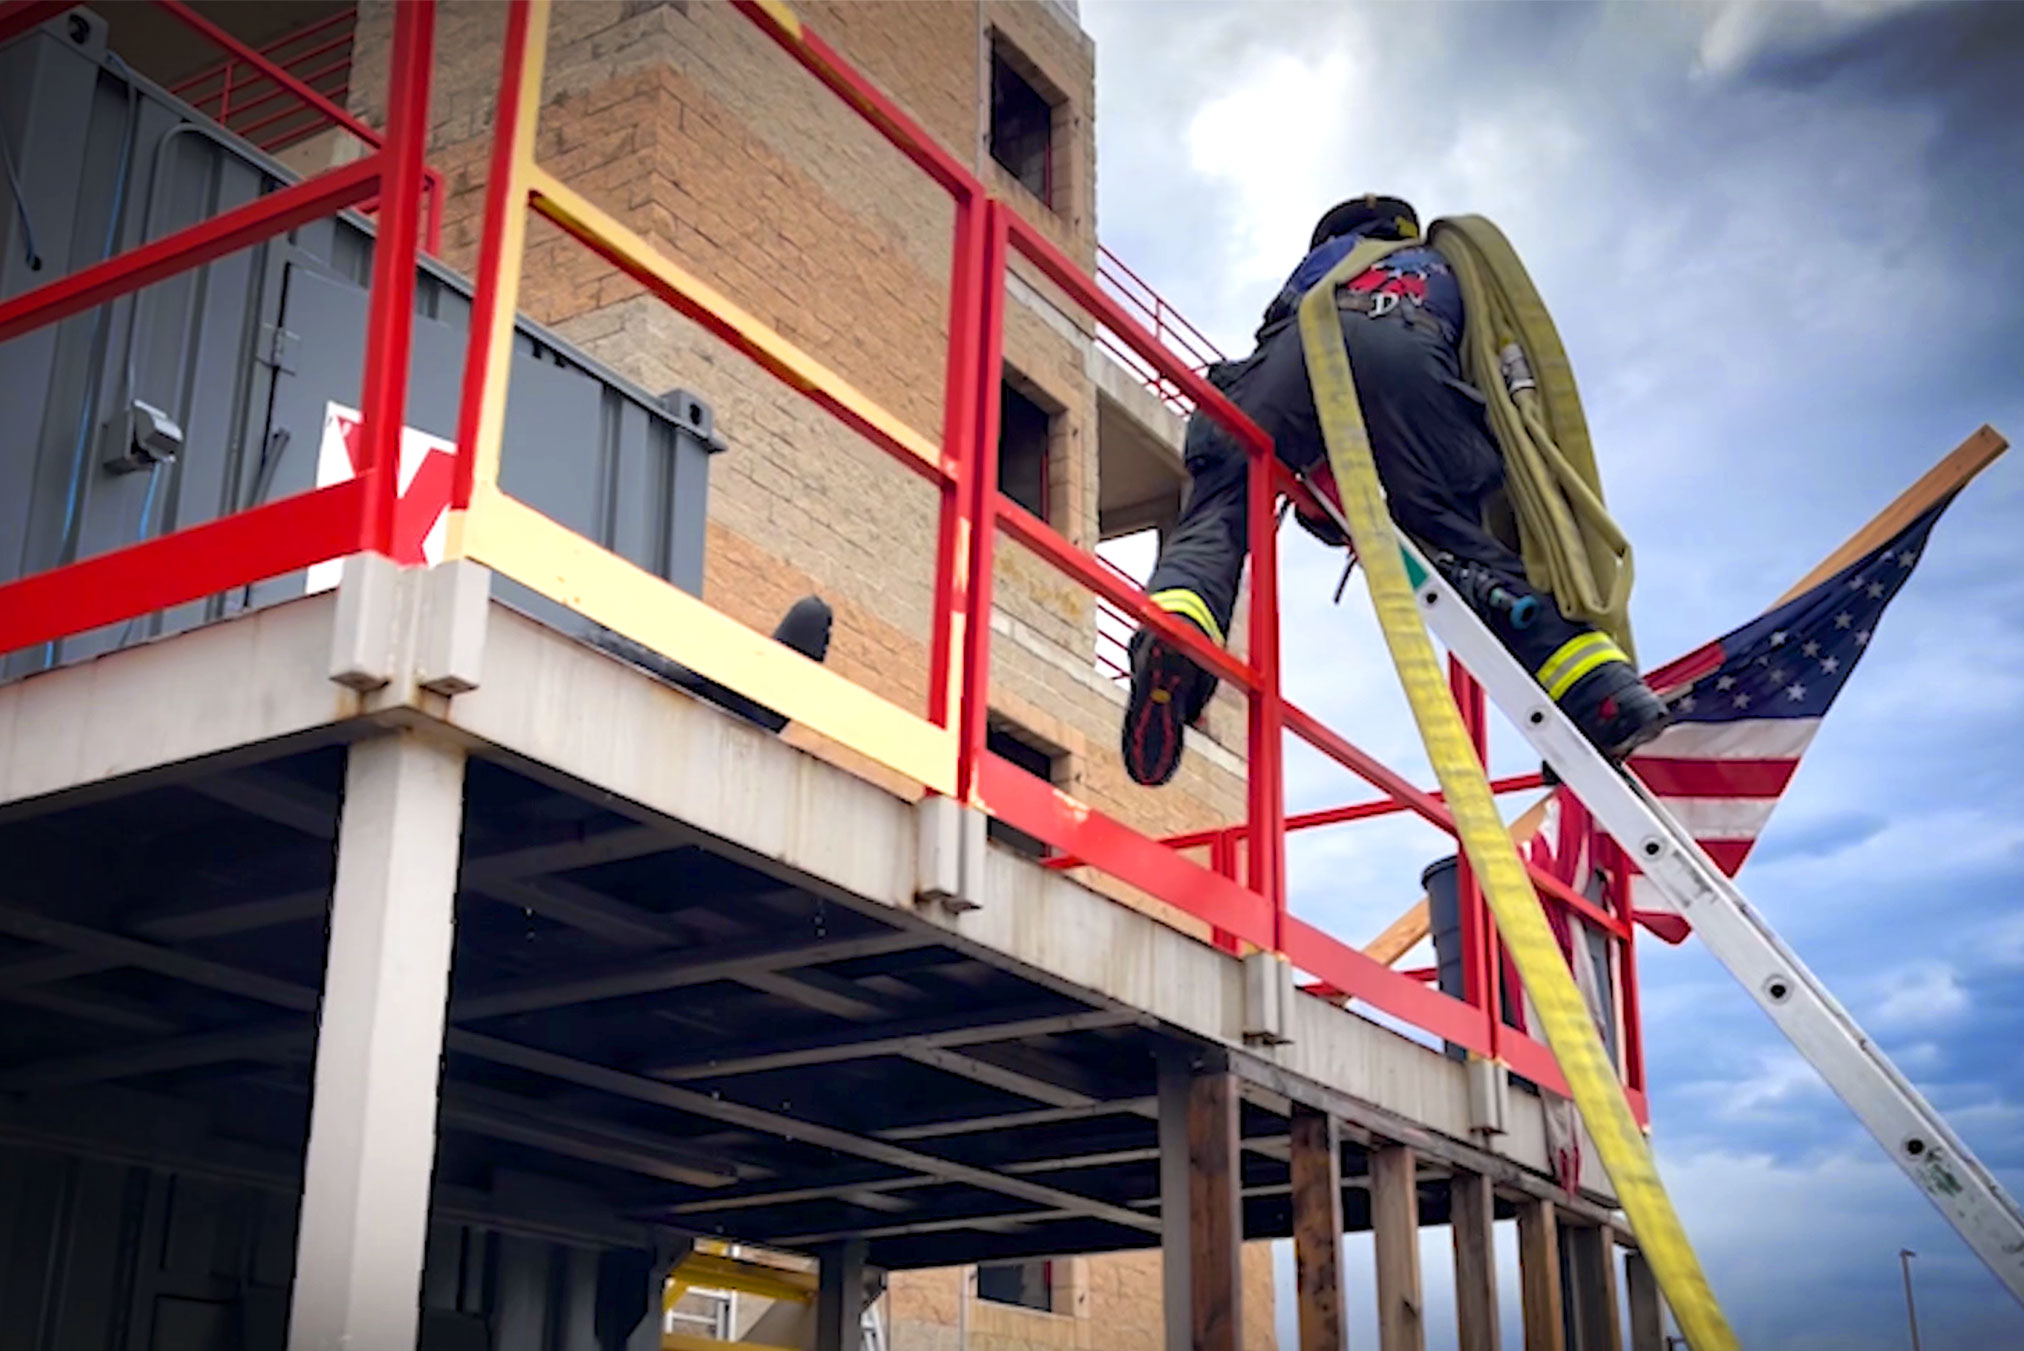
[347,3,1269,1343]
[884,1247,1278,1351]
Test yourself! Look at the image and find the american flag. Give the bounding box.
[1605,494,1958,925]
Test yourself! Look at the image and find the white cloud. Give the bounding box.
[1985,913,2024,969]
[1724,1048,1836,1116]
[1872,961,1970,1031]
[1685,0,1937,79]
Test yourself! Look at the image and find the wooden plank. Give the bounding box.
[1290,1107,1346,1351]
[1775,425,2007,605]
[1371,1145,1425,1351]
[1450,1172,1499,1351]
[1564,1223,1622,1351]
[1188,1071,1243,1351]
[1624,1249,1665,1351]
[1518,1198,1566,1351]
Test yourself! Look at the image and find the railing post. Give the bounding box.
[354,0,434,554]
[1450,658,1498,1055]
[928,191,985,745]
[1610,840,1647,1110]
[452,0,545,514]
[955,200,1010,805]
[1245,443,1288,947]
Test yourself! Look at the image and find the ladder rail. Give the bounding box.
[1397,535,2024,1302]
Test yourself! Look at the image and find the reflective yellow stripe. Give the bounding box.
[1534,632,1611,686]
[1546,646,1629,702]
[1148,588,1225,648]
[1297,243,1737,1351]
[1535,632,1629,701]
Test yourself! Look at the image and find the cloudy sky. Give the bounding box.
[1079,0,2024,1346]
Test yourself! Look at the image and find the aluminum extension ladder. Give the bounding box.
[1383,528,2024,1305]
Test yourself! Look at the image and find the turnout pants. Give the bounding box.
[1143,304,1591,685]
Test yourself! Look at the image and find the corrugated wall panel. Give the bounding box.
[0,10,720,681]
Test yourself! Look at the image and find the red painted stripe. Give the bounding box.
[392,449,455,564]
[0,480,368,656]
[1644,639,1724,694]
[1633,910,1693,945]
[1698,838,1754,875]
[1629,757,1798,798]
[978,754,1275,951]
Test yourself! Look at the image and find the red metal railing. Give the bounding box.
[0,0,1647,1119]
[1094,243,1226,414]
[1092,554,1137,682]
[151,0,442,253]
[0,0,434,644]
[170,7,356,153]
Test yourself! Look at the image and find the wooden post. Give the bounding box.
[1371,1145,1424,1351]
[1158,1056,1192,1351]
[1450,1172,1500,1351]
[1564,1224,1622,1351]
[1290,1106,1346,1351]
[1189,1071,1243,1351]
[1517,1198,1566,1351]
[1624,1249,1665,1351]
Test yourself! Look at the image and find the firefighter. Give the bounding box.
[1122,195,1669,786]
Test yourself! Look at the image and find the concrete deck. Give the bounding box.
[0,562,1617,1279]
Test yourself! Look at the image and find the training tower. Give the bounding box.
[0,2,1669,1347]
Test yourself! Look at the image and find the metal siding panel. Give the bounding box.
[423,1221,465,1310]
[250,1187,299,1290]
[31,78,164,665]
[663,394,716,597]
[606,394,661,581]
[492,351,611,643]
[139,127,287,644]
[493,1236,553,1351]
[0,1151,70,1350]
[47,1158,132,1349]
[162,1175,224,1279]
[57,107,287,665]
[0,51,144,682]
[148,1297,236,1350]
[239,263,357,612]
[560,1246,601,1351]
[0,28,96,602]
[0,43,713,681]
[0,1150,25,1314]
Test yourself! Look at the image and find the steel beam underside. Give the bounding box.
[0,594,1614,1269]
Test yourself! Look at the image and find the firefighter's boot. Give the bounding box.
[1122,599,1220,787]
[1550,641,1672,764]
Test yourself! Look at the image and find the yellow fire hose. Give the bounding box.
[1297,241,1737,1350]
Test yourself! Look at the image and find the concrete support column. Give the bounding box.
[1518,1199,1567,1351]
[1450,1172,1499,1351]
[287,731,467,1351]
[1624,1249,1666,1351]
[1289,1106,1346,1351]
[1371,1145,1425,1351]
[816,1239,868,1351]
